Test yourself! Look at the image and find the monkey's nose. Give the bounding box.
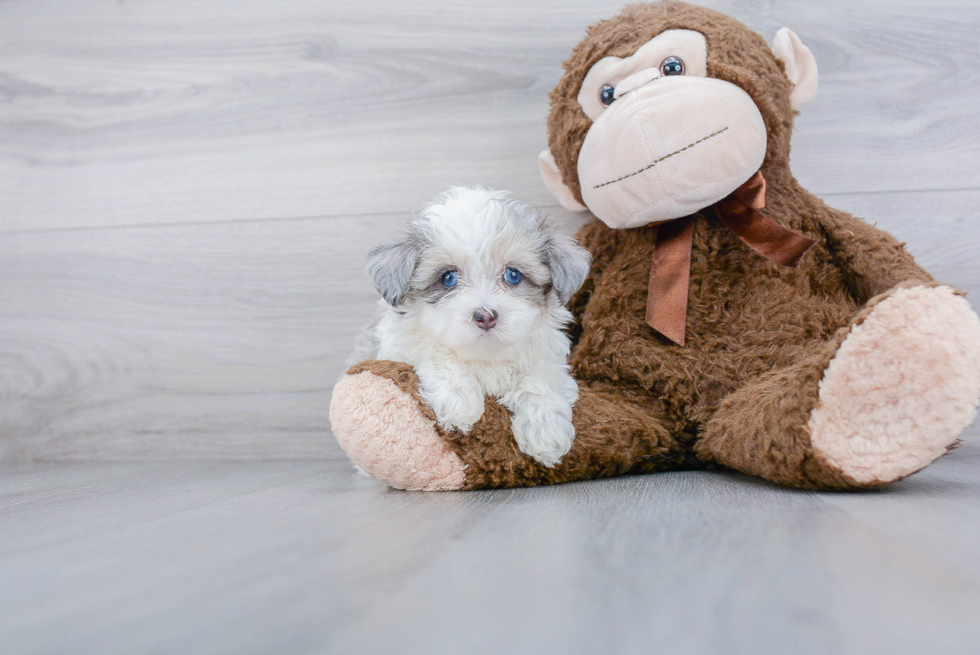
[471,308,499,330]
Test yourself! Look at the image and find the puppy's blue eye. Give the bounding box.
[503,268,522,285]
[441,271,458,288]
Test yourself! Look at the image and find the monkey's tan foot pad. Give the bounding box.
[330,365,467,491]
[809,285,980,485]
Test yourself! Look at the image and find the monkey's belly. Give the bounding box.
[570,279,857,418]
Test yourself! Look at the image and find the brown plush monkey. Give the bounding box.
[330,1,980,491]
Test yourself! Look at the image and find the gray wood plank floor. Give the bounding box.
[1,440,979,655]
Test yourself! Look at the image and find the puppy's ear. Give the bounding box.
[545,232,591,304]
[365,238,420,306]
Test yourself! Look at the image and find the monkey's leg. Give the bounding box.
[699,283,980,490]
[330,361,682,491]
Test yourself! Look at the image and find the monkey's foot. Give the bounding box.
[329,361,467,491]
[809,285,980,485]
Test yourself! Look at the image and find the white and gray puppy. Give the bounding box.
[353,186,591,467]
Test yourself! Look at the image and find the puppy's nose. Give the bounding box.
[471,308,499,330]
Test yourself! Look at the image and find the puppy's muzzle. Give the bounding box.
[471,308,499,330]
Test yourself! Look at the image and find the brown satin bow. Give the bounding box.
[645,171,816,346]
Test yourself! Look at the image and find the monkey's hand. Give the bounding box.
[330,360,468,491]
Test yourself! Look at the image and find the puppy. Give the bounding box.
[353,186,591,467]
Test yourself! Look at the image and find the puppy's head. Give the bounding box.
[366,187,591,355]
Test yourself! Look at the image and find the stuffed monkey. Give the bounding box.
[330,1,980,491]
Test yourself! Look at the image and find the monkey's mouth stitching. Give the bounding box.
[593,126,730,189]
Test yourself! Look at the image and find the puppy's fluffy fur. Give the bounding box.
[354,187,591,467]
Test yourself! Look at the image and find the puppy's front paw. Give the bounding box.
[436,402,485,434]
[511,403,575,468]
[419,380,485,434]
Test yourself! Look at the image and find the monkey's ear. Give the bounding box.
[364,239,420,306]
[772,28,819,110]
[538,150,588,212]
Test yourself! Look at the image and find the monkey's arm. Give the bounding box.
[818,207,934,305]
[331,359,686,490]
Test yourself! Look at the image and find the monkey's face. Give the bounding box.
[540,4,819,230]
[575,30,766,228]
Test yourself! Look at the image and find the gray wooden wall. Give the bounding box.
[1,0,978,460]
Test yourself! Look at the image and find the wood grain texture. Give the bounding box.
[0,0,977,231]
[0,215,360,460]
[0,444,978,654]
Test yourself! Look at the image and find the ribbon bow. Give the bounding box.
[645,171,816,346]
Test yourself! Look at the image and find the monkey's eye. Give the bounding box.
[660,56,685,76]
[503,268,522,285]
[599,84,616,107]
[441,270,458,288]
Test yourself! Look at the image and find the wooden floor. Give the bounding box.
[1,439,980,654]
[2,0,980,652]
